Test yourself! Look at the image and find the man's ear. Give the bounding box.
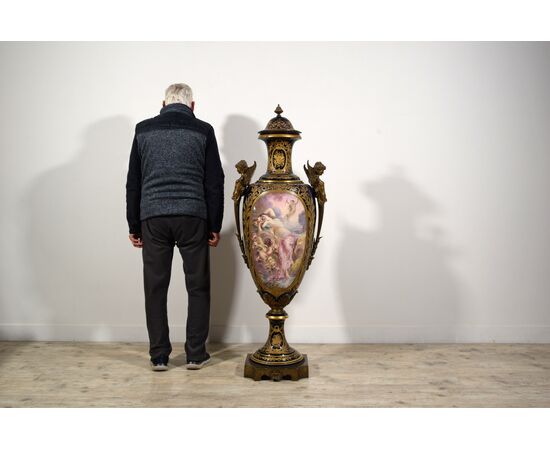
[191,101,195,111]
[162,100,166,107]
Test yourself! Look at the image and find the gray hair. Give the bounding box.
[164,83,193,107]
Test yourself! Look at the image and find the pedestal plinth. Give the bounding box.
[244,354,309,381]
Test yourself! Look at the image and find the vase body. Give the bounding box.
[233,106,326,377]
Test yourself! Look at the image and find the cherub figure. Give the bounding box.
[304,160,327,205]
[232,160,257,201]
[252,234,278,273]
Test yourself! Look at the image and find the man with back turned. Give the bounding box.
[126,83,225,371]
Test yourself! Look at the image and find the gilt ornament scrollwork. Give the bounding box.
[258,288,297,309]
[272,148,286,170]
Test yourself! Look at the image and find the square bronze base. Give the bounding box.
[244,354,309,381]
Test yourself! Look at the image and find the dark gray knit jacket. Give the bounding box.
[126,103,225,235]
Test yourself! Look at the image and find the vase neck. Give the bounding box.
[259,138,302,182]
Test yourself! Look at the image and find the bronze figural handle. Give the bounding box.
[304,160,327,270]
[232,159,257,268]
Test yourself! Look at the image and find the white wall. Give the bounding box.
[1,42,549,343]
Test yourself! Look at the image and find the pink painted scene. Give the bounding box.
[250,192,308,289]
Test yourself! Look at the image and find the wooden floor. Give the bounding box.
[0,342,549,407]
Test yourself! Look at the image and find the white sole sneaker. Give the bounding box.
[151,363,169,372]
[186,357,211,370]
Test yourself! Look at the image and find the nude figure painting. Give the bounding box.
[250,191,307,289]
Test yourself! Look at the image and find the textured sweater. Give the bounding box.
[126,103,225,235]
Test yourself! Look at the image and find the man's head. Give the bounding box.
[163,83,195,111]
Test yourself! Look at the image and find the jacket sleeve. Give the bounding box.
[203,126,225,233]
[125,133,142,235]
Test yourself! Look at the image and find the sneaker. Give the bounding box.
[150,355,169,371]
[186,355,211,370]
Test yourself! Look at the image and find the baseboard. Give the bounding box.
[1,323,550,343]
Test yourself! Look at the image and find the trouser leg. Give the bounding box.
[141,218,174,359]
[174,216,211,361]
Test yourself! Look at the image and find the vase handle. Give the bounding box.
[304,160,327,270]
[232,160,257,268]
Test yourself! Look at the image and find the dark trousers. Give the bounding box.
[141,215,210,361]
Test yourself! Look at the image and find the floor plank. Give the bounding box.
[0,342,549,407]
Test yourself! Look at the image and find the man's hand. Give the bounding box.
[208,232,220,247]
[129,234,143,248]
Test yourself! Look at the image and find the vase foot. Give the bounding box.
[244,354,308,381]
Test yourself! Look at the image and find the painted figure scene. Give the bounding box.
[250,192,308,289]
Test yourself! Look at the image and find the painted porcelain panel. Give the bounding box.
[250,191,307,289]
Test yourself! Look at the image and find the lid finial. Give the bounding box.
[274,104,283,116]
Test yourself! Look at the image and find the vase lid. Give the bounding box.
[258,105,301,138]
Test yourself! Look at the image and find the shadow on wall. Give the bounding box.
[21,113,266,344]
[22,116,139,340]
[338,167,462,343]
[209,115,265,342]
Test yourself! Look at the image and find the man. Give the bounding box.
[126,83,225,372]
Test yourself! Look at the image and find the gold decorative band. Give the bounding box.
[265,315,288,321]
[250,353,305,366]
[259,134,302,140]
[257,178,302,184]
